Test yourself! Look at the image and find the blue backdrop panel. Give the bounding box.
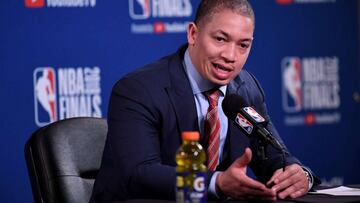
[248,0,360,186]
[0,0,359,202]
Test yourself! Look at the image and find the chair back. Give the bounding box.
[25,117,107,203]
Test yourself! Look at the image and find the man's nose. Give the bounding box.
[221,43,236,63]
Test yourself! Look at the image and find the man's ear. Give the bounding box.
[187,22,198,46]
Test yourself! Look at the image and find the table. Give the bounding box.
[116,185,360,203]
[116,194,360,203]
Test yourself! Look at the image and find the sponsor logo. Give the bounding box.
[276,0,293,5]
[281,56,341,126]
[25,0,96,8]
[193,176,205,192]
[235,113,254,135]
[276,0,336,5]
[33,66,102,126]
[25,0,45,8]
[129,0,193,34]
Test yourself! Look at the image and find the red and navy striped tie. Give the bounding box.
[204,89,221,171]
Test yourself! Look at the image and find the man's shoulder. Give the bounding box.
[239,69,257,83]
[228,69,266,106]
[229,69,260,89]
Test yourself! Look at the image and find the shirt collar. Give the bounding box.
[183,49,227,96]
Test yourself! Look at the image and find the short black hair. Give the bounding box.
[194,0,255,27]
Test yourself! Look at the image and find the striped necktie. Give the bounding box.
[204,89,221,171]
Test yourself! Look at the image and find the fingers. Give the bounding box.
[218,158,309,200]
[241,173,268,191]
[278,181,307,199]
[269,164,309,199]
[232,188,277,201]
[271,166,298,191]
[267,168,283,187]
[289,188,307,199]
[217,166,268,194]
[227,178,276,200]
[216,149,277,200]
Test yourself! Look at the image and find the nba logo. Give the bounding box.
[243,107,265,123]
[235,113,254,135]
[282,57,302,113]
[129,0,151,19]
[33,67,57,126]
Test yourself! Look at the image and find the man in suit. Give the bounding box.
[90,0,319,202]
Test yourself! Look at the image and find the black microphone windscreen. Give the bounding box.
[222,94,249,120]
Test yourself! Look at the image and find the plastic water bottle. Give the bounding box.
[175,131,207,203]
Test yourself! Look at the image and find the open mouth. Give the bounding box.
[213,63,232,73]
[211,62,233,80]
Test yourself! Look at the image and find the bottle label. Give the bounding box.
[176,172,206,203]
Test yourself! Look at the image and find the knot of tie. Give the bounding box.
[204,89,220,108]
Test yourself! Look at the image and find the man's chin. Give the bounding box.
[210,78,231,86]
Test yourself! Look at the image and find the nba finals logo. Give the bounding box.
[129,0,193,34]
[33,66,102,127]
[281,56,341,126]
[33,67,57,126]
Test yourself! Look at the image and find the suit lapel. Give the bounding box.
[165,46,199,135]
[225,74,250,162]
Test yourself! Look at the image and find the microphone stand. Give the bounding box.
[256,128,286,183]
[256,138,268,184]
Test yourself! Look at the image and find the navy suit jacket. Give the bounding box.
[90,45,308,202]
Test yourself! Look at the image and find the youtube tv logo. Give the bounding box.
[25,0,45,8]
[24,0,96,8]
[153,22,165,34]
[276,0,294,5]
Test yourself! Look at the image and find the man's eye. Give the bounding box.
[240,43,249,49]
[215,37,225,42]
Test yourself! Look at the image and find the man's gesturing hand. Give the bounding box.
[267,164,309,199]
[216,148,276,200]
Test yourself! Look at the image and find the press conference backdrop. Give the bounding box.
[0,0,359,202]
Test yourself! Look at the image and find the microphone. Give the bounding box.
[222,94,283,151]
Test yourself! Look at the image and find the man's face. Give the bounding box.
[187,9,254,86]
